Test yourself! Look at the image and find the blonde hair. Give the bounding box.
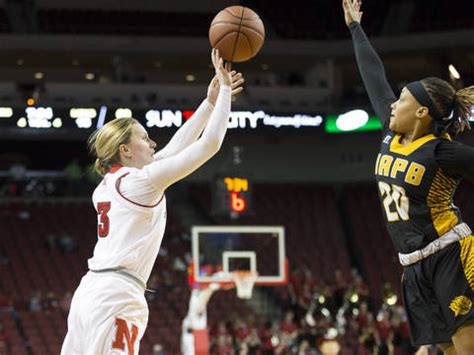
[88,117,138,176]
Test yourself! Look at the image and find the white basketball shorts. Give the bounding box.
[61,271,148,355]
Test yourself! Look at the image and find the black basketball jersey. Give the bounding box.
[375,130,462,254]
[349,21,474,255]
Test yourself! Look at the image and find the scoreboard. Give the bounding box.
[213,175,252,217]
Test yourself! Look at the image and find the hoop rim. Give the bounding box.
[231,270,259,279]
[231,271,258,299]
[189,258,289,288]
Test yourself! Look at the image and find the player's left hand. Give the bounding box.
[207,67,245,105]
[343,0,363,27]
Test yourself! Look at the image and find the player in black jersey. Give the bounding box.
[343,0,474,354]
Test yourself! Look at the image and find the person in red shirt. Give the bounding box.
[212,334,233,355]
[355,302,371,328]
[375,309,393,342]
[278,311,299,352]
[259,321,276,354]
[280,311,298,340]
[233,318,251,344]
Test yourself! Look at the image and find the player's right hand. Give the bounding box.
[207,70,244,105]
[211,49,232,88]
[342,0,363,27]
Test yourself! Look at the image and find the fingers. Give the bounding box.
[231,71,241,79]
[211,48,218,70]
[231,71,244,96]
[231,77,245,90]
[210,75,219,87]
[231,87,244,96]
[211,48,224,72]
[215,50,224,73]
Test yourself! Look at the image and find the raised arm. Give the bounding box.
[343,0,397,125]
[154,72,244,160]
[153,98,214,160]
[143,49,234,191]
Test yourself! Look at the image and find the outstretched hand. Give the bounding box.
[207,49,245,105]
[343,0,363,27]
[211,48,232,87]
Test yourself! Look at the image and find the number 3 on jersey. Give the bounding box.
[378,182,409,222]
[97,201,111,237]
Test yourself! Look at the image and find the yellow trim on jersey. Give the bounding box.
[389,133,451,156]
[427,170,459,236]
[459,236,474,290]
[390,134,437,156]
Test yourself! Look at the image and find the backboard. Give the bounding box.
[191,225,287,286]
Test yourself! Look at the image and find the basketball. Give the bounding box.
[209,6,265,63]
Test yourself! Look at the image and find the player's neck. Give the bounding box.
[400,128,431,144]
[400,133,417,145]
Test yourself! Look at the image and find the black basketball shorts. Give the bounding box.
[401,235,474,346]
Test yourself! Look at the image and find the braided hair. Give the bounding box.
[420,77,474,137]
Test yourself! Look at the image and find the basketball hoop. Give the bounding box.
[232,271,258,299]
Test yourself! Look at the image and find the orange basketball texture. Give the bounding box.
[209,6,265,63]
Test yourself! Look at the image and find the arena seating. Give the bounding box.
[29,1,473,39]
[0,8,9,33]
[190,183,353,286]
[1,180,472,353]
[37,9,213,36]
[344,184,402,300]
[0,199,253,353]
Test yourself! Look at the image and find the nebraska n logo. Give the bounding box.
[112,318,139,355]
[383,135,392,144]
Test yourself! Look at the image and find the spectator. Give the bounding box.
[355,302,371,328]
[60,291,72,313]
[298,339,315,355]
[0,294,13,311]
[152,343,165,355]
[212,334,233,355]
[375,308,394,354]
[392,306,415,354]
[233,318,251,349]
[0,322,7,353]
[30,291,42,312]
[259,321,276,355]
[58,233,77,253]
[279,310,298,351]
[44,291,59,311]
[333,269,348,310]
[243,327,261,355]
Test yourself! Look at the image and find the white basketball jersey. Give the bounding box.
[183,289,207,330]
[88,166,167,285]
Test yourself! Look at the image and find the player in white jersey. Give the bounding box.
[61,49,244,355]
[181,284,220,355]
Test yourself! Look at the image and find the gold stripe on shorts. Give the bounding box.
[460,235,474,290]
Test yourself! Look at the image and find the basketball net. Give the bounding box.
[232,271,258,299]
